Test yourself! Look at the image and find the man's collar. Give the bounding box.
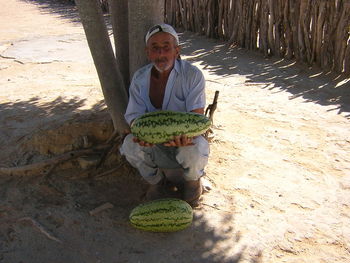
[173,59,180,73]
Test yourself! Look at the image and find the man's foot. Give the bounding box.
[145,177,182,201]
[183,178,203,206]
[162,168,185,190]
[145,177,167,201]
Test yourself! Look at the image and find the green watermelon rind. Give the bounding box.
[130,110,211,144]
[129,198,193,232]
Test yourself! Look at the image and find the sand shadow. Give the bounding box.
[19,0,112,28]
[0,145,257,263]
[21,0,81,23]
[0,96,108,163]
[0,166,261,262]
[179,32,350,118]
[0,96,261,262]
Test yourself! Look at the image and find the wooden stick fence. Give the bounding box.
[165,0,350,76]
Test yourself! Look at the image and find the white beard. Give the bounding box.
[153,64,165,73]
[153,62,173,73]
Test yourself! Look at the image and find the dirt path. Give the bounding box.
[1,1,349,262]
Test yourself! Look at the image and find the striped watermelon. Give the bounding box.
[129,198,193,232]
[130,110,211,144]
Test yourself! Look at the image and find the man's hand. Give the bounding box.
[132,136,154,147]
[163,134,194,147]
[132,134,195,147]
[130,119,154,147]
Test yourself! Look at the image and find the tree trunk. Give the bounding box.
[109,0,130,88]
[75,0,129,132]
[128,0,165,79]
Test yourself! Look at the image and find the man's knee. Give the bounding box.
[120,134,155,165]
[120,133,135,157]
[194,135,210,155]
[176,136,209,161]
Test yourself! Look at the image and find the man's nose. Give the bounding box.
[157,47,166,55]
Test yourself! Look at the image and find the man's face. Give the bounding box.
[146,32,180,73]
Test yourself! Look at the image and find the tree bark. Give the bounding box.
[109,0,130,88]
[75,0,129,132]
[128,0,165,79]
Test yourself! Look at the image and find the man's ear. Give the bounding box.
[175,45,181,58]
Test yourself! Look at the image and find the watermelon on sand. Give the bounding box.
[129,198,193,232]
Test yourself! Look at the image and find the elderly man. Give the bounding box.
[120,24,209,205]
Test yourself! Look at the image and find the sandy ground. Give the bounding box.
[1,0,350,262]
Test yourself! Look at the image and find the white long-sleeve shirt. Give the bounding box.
[125,59,206,125]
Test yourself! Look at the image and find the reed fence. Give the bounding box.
[165,0,350,76]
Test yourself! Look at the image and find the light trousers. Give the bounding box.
[120,134,209,184]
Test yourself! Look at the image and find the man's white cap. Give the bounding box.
[145,23,179,45]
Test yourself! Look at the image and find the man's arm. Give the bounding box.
[191,108,204,115]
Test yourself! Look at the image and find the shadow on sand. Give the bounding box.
[179,32,350,118]
[20,0,112,28]
[0,96,259,262]
[0,96,107,160]
[21,0,80,23]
